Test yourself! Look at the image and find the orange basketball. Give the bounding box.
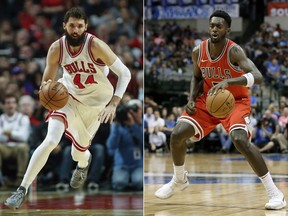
[39,81,69,110]
[206,89,235,118]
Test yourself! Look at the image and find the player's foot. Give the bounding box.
[70,155,92,189]
[4,186,26,210]
[155,171,189,199]
[265,190,287,210]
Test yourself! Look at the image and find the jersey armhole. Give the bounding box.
[88,36,106,67]
[58,38,63,65]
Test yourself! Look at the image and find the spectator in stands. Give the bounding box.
[252,118,277,153]
[152,109,165,129]
[0,94,30,187]
[106,99,143,191]
[161,113,176,144]
[144,106,155,134]
[18,95,40,127]
[0,20,14,50]
[267,103,280,120]
[262,109,288,153]
[149,126,167,152]
[278,107,288,132]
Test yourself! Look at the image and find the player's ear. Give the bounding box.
[63,22,66,30]
[227,28,231,35]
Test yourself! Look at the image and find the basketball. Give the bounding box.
[39,81,69,110]
[206,89,235,118]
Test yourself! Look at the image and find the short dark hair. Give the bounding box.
[209,10,231,27]
[4,93,18,104]
[64,7,88,24]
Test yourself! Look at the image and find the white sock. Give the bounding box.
[173,164,185,182]
[260,172,280,197]
[71,146,91,168]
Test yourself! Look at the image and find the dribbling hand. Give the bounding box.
[208,80,229,95]
[40,79,52,90]
[185,101,196,115]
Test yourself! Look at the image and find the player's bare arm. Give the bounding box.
[230,45,263,84]
[209,45,263,94]
[41,40,61,87]
[185,45,204,115]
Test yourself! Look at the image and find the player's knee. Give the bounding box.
[230,130,250,152]
[170,130,185,144]
[42,138,58,150]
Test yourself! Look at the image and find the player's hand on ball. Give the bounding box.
[208,80,229,95]
[185,101,196,115]
[40,79,52,90]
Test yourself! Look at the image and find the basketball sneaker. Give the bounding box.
[70,155,92,189]
[265,190,287,210]
[4,186,26,209]
[155,171,189,199]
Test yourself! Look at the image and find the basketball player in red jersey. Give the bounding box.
[155,10,286,210]
[5,7,131,209]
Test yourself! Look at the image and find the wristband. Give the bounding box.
[242,73,254,87]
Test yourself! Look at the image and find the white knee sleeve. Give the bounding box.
[21,118,65,189]
[42,118,65,150]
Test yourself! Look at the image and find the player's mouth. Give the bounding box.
[211,33,219,39]
[71,34,79,38]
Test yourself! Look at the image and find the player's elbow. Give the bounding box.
[254,71,263,85]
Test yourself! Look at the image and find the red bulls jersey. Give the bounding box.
[198,39,249,100]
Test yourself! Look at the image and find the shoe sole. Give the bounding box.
[265,198,287,210]
[4,200,23,210]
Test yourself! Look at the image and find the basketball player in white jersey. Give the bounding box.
[5,7,131,209]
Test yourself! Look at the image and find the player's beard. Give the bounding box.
[65,30,85,47]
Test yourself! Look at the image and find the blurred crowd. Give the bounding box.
[0,0,143,192]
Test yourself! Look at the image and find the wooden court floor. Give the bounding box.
[144,153,288,216]
[0,189,143,216]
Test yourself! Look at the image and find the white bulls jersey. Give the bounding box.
[58,33,114,107]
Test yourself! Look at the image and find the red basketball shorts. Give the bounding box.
[178,94,251,142]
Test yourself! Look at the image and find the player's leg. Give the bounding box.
[170,121,196,165]
[230,129,286,210]
[70,146,92,188]
[4,117,65,209]
[155,121,196,199]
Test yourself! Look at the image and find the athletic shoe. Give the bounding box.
[4,186,26,210]
[155,171,189,199]
[265,191,287,210]
[70,155,92,189]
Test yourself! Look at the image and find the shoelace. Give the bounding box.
[10,190,25,202]
[74,169,85,180]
